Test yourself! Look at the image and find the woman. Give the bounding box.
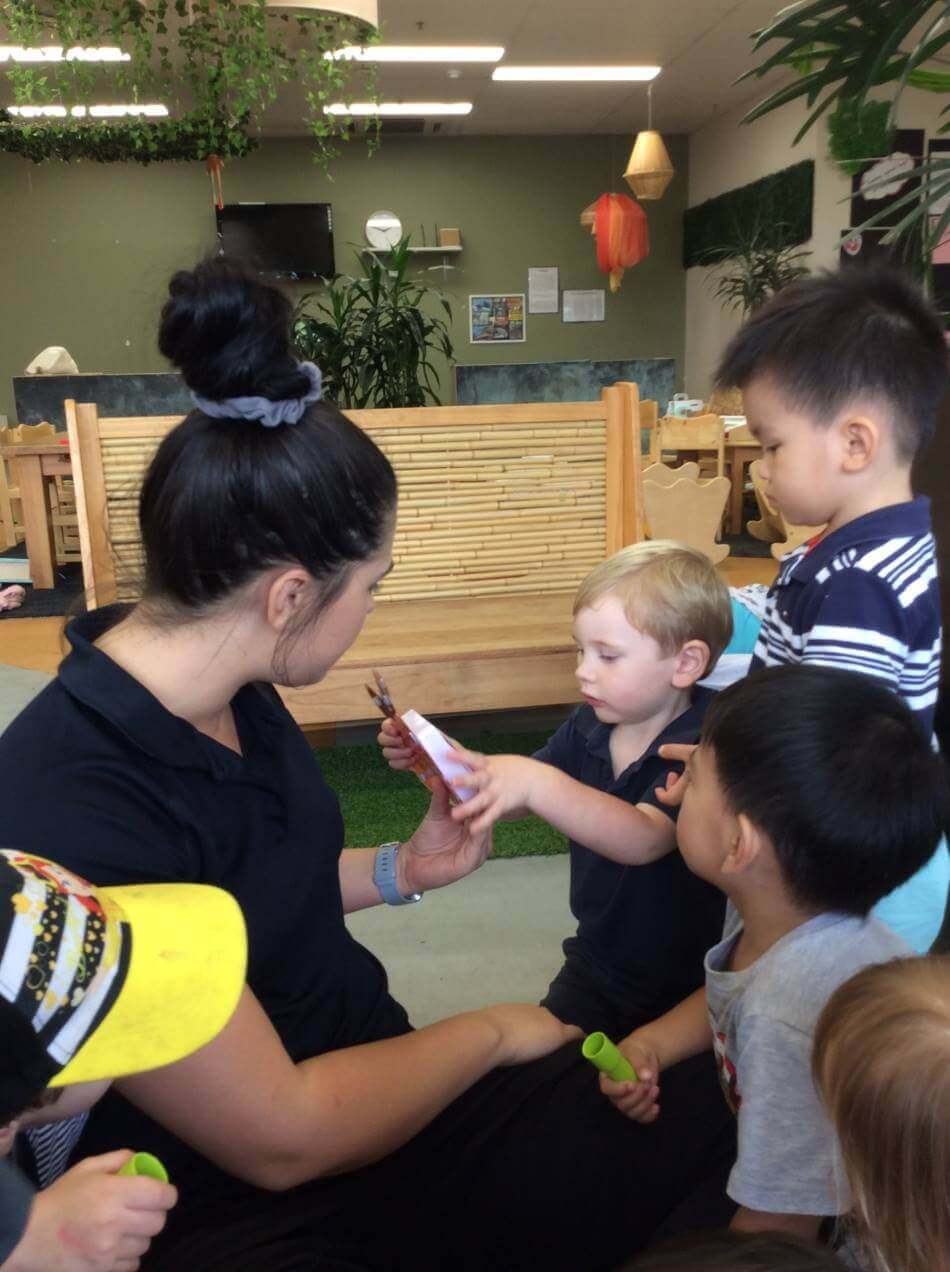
[0,261,734,1270]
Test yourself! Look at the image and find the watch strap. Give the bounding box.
[374,842,422,906]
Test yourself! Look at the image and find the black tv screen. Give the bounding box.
[215,202,335,280]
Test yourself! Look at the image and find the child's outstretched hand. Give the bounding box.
[599,1036,662,1124]
[447,749,539,833]
[654,742,697,809]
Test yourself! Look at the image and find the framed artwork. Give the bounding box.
[469,294,526,343]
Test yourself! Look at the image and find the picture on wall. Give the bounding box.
[469,294,526,343]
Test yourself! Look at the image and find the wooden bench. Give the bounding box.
[66,388,640,730]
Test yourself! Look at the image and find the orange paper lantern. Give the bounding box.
[593,193,649,293]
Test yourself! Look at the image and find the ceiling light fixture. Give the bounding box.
[492,65,660,83]
[324,101,473,116]
[0,46,130,63]
[328,45,504,63]
[7,103,168,118]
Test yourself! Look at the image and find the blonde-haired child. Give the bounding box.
[813,955,950,1272]
[381,541,733,1039]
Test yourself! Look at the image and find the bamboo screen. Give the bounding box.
[91,400,619,605]
[353,404,616,602]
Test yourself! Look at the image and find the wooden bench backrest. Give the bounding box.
[67,388,634,610]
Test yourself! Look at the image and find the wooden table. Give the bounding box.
[0,437,71,589]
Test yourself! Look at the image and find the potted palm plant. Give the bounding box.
[740,0,950,250]
[293,238,455,409]
[701,222,811,316]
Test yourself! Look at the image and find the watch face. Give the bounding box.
[365,210,402,249]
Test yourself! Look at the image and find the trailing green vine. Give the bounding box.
[1,1,379,167]
[0,107,256,163]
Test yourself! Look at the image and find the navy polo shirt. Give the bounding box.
[535,689,725,1016]
[0,606,410,1195]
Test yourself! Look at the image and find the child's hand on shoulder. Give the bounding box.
[599,1035,662,1124]
[447,750,540,833]
[654,742,696,810]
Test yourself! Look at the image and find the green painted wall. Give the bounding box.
[0,133,688,421]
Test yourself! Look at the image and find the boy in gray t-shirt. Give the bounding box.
[599,665,946,1242]
[706,904,907,1217]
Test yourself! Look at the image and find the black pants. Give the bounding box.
[143,1043,735,1272]
[542,947,704,1039]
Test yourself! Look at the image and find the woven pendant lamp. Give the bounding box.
[624,81,674,200]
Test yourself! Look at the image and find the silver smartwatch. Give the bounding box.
[373,842,422,906]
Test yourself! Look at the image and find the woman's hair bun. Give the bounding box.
[158,257,310,403]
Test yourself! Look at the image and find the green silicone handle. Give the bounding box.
[582,1031,638,1083]
[118,1152,169,1183]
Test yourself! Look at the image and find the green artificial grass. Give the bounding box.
[313,731,568,858]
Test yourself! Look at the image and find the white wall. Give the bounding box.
[684,86,948,398]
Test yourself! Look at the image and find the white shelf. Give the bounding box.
[360,245,462,254]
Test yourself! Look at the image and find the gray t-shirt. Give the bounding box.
[705,904,910,1216]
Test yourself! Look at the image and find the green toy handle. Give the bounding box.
[582,1032,638,1083]
[118,1152,169,1183]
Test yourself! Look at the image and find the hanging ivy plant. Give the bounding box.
[0,106,256,163]
[1,0,379,167]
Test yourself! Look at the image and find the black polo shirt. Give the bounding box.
[0,607,410,1194]
[534,689,726,1015]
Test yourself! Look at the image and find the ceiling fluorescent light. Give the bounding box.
[328,45,504,63]
[324,101,473,116]
[7,103,168,118]
[492,66,660,82]
[7,104,68,118]
[0,45,130,63]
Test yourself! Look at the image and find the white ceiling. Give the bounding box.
[266,0,793,136]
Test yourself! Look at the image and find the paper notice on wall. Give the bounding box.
[562,289,605,323]
[528,267,559,314]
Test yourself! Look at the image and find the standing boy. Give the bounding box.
[382,542,734,1038]
[715,267,950,951]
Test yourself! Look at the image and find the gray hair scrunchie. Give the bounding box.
[191,360,322,428]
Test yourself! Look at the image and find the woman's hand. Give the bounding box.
[479,1004,582,1066]
[448,749,537,833]
[598,1035,662,1124]
[398,779,492,894]
[377,717,423,771]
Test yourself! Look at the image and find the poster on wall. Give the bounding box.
[562,289,606,323]
[528,267,559,314]
[469,294,526,343]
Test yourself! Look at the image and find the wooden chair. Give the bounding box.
[747,461,824,560]
[656,414,725,478]
[641,460,700,486]
[0,422,59,552]
[66,388,639,727]
[641,456,730,564]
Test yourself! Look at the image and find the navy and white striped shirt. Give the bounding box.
[750,497,941,738]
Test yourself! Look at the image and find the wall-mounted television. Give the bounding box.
[215,202,335,280]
